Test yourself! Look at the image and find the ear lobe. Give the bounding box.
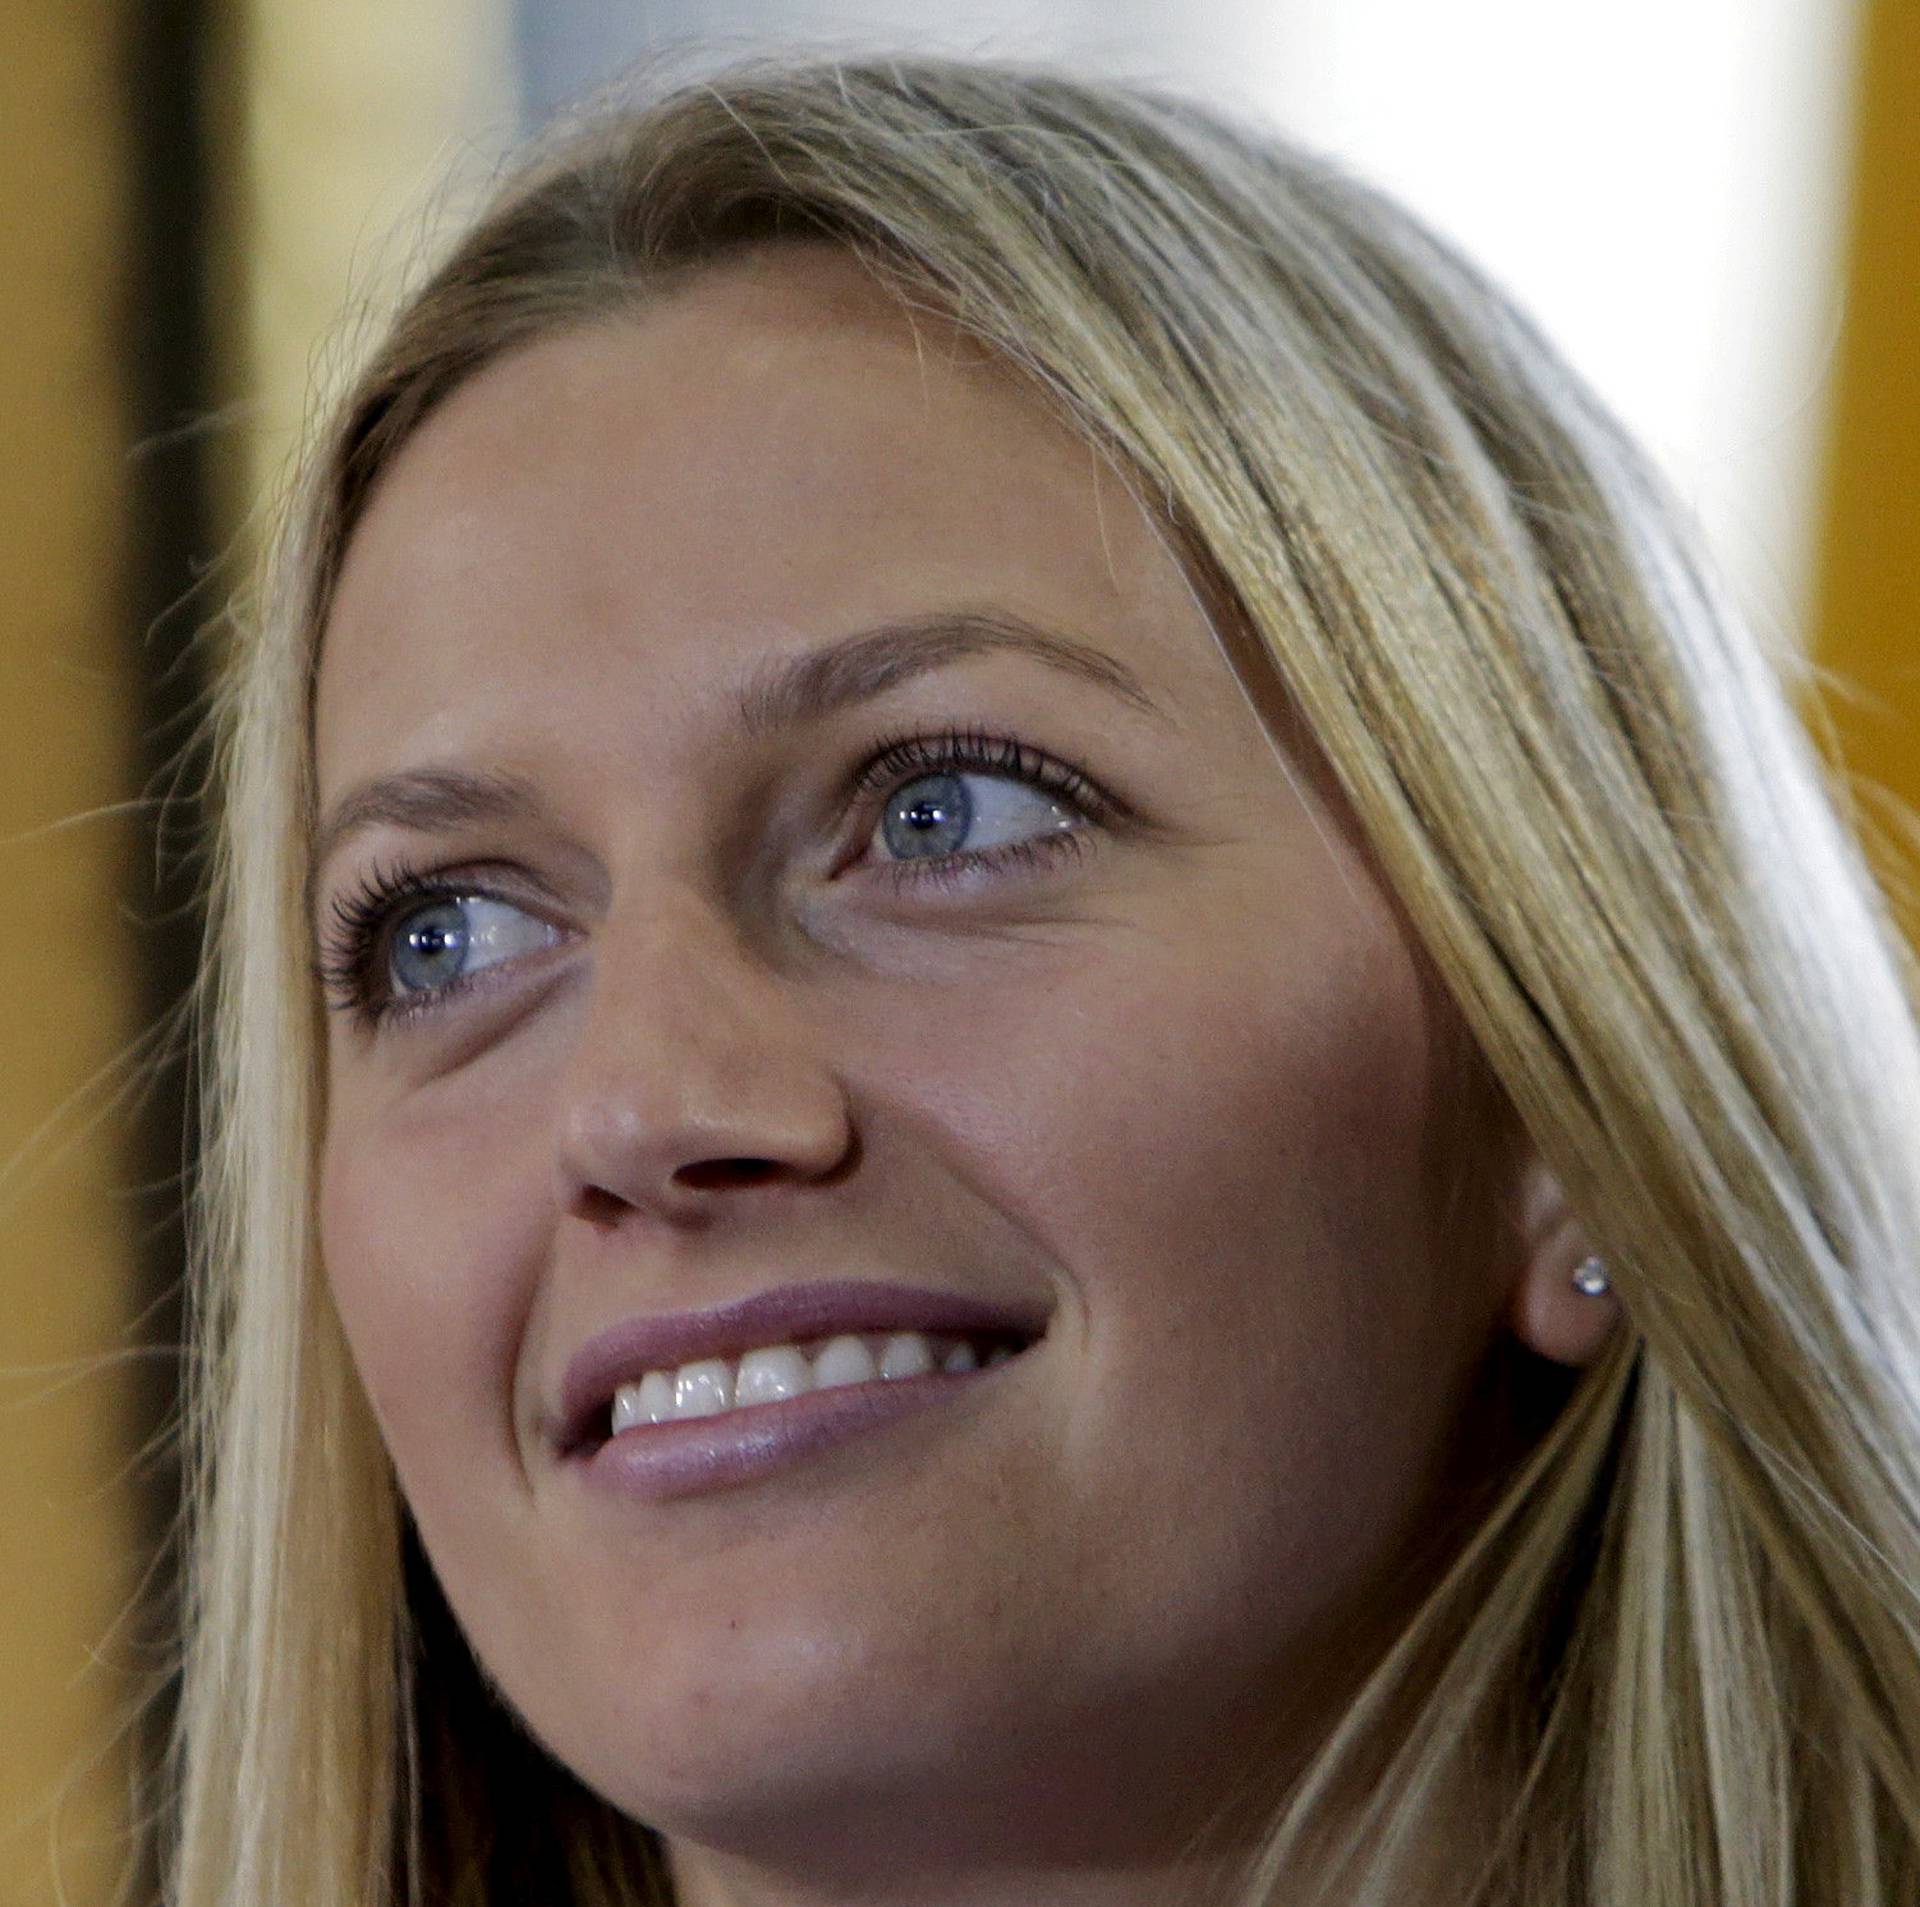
[1506,1152,1620,1368]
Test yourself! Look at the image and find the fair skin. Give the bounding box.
[312,244,1615,1907]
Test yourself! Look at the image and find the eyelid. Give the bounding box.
[848,724,1112,820]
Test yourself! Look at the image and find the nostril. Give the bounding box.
[673,1157,784,1191]
[575,1185,629,1226]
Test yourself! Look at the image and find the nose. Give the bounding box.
[551,889,855,1228]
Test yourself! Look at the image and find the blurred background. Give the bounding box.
[4,1,1915,1899]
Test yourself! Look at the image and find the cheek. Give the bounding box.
[851,879,1483,1626]
[1073,913,1449,1407]
[317,1062,549,1502]
[872,888,1446,1335]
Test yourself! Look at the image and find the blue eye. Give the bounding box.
[854,727,1108,894]
[877,769,1078,864]
[386,894,559,1000]
[317,867,564,1029]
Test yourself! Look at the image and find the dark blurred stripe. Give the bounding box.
[120,0,222,1884]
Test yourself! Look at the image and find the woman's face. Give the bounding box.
[313,246,1546,1896]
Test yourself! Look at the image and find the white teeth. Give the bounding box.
[602,1327,1018,1438]
[610,1370,676,1432]
[813,1334,879,1389]
[735,1343,812,1407]
[673,1359,733,1418]
[878,1332,935,1379]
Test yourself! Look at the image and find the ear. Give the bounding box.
[1505,1150,1620,1368]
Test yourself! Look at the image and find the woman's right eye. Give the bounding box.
[385,894,562,1001]
[318,873,565,1029]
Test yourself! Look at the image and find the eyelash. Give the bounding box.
[314,725,1111,1030]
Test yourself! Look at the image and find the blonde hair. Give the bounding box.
[170,53,1920,1907]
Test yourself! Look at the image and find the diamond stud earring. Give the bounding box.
[1572,1255,1610,1297]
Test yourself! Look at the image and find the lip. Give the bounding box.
[576,1364,1012,1503]
[552,1277,1051,1457]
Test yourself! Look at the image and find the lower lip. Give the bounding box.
[572,1365,1001,1503]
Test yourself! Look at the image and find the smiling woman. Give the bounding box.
[167,53,1920,1907]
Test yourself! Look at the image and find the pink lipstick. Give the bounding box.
[553,1279,1047,1503]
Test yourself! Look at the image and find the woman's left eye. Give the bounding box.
[852,729,1105,891]
[874,769,1077,864]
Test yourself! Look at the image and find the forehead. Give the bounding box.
[313,244,1250,807]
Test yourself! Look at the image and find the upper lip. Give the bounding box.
[553,1278,1051,1454]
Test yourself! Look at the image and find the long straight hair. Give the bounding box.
[169,53,1920,1907]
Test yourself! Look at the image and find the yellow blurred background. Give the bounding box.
[3,3,1915,1900]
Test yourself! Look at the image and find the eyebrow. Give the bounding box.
[733,609,1162,738]
[308,609,1165,906]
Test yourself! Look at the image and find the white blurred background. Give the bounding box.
[247,0,1865,641]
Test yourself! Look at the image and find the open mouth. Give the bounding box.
[570,1323,1039,1459]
